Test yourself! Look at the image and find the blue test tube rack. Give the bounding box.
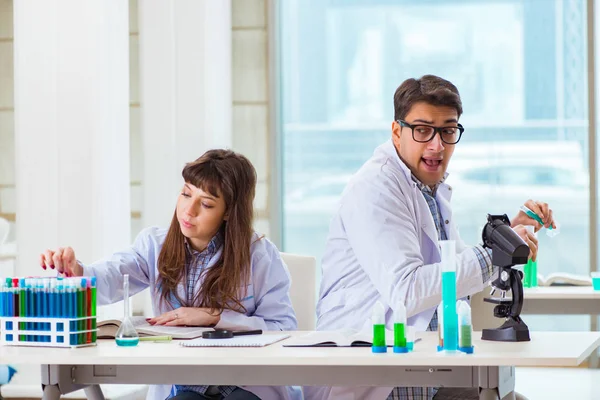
[0,276,97,348]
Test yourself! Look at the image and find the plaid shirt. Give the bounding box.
[387,176,493,400]
[171,233,238,399]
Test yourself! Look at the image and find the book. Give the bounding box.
[180,333,290,348]
[536,272,592,287]
[282,329,410,348]
[97,316,213,340]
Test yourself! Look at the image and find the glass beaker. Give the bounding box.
[115,274,139,346]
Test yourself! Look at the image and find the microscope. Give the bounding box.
[481,214,531,342]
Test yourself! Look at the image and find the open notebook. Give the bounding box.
[536,272,592,287]
[97,316,213,340]
[283,329,402,347]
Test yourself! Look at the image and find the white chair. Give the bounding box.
[280,252,317,331]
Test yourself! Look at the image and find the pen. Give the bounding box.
[233,329,263,336]
[138,335,172,342]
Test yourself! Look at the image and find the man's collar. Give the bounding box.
[411,172,448,195]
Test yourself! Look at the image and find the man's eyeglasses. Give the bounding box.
[397,120,464,145]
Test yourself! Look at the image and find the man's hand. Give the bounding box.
[147,307,221,327]
[512,224,538,261]
[511,199,556,233]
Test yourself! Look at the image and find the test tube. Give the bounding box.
[457,300,474,354]
[0,280,4,317]
[437,302,444,351]
[440,240,458,351]
[91,276,97,341]
[393,302,408,353]
[5,278,12,319]
[526,226,538,288]
[372,301,387,353]
[406,326,415,352]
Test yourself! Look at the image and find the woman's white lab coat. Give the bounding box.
[82,228,300,400]
[304,140,491,400]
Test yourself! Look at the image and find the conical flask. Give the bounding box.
[115,274,139,346]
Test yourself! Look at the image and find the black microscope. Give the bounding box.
[481,214,531,342]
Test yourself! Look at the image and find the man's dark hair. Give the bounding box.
[393,75,463,121]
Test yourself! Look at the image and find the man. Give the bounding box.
[305,75,554,400]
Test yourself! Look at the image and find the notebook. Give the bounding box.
[283,329,399,347]
[180,333,290,347]
[97,316,213,340]
[536,272,592,287]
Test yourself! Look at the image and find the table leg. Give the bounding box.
[84,384,106,400]
[41,384,62,400]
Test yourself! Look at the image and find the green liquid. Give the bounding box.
[91,287,97,316]
[394,323,406,347]
[531,259,538,287]
[523,261,532,288]
[459,325,472,348]
[372,324,386,347]
[116,337,139,347]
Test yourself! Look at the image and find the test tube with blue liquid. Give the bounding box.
[440,240,458,351]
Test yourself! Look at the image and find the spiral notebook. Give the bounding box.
[180,333,290,347]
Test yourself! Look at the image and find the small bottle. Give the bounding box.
[457,300,474,354]
[406,326,415,352]
[115,274,139,347]
[437,302,444,351]
[393,302,408,353]
[371,301,387,353]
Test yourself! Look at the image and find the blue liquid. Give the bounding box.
[116,337,139,347]
[442,271,458,351]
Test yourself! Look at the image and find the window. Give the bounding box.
[279,0,590,331]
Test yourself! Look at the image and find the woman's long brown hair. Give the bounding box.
[157,149,256,313]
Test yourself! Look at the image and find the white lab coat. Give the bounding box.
[304,140,490,400]
[82,227,301,400]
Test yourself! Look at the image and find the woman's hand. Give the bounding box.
[511,199,556,232]
[512,224,538,261]
[147,307,221,327]
[39,247,83,277]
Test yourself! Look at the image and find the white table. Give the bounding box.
[1,331,599,400]
[523,286,600,314]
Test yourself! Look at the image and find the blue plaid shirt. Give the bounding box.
[387,176,493,400]
[171,233,238,399]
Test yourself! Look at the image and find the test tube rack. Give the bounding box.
[0,276,98,348]
[0,316,97,348]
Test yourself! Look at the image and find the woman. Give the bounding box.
[40,149,298,400]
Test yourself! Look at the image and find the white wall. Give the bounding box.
[0,0,276,265]
[0,0,15,243]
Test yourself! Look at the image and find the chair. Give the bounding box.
[280,252,317,331]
